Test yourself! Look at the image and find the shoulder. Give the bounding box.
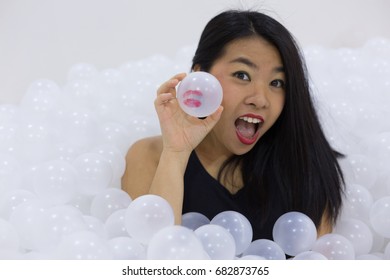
[126,136,163,163]
[121,136,163,198]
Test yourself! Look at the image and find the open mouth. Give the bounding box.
[235,115,263,144]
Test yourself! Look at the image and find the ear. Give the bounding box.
[192,64,202,72]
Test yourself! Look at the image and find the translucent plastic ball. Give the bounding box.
[56,230,112,260]
[124,194,174,244]
[108,236,146,260]
[90,188,132,221]
[176,71,223,118]
[293,251,328,260]
[210,210,253,256]
[181,212,210,230]
[272,211,317,256]
[147,225,205,259]
[32,160,78,205]
[312,233,355,260]
[104,209,127,238]
[242,239,286,260]
[369,196,390,238]
[194,224,236,260]
[72,153,113,196]
[0,218,20,251]
[334,218,373,255]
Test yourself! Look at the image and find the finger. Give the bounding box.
[154,93,175,106]
[157,73,187,96]
[201,106,224,130]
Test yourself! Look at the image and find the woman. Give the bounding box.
[122,10,344,240]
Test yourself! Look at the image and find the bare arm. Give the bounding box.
[122,73,223,224]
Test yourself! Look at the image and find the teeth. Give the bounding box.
[239,116,262,124]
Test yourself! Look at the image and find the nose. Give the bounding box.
[244,82,270,109]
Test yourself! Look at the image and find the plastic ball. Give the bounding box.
[194,224,236,260]
[272,211,317,256]
[0,218,20,251]
[293,251,328,260]
[72,153,113,196]
[369,196,390,238]
[124,194,174,244]
[90,188,132,221]
[177,71,223,118]
[242,239,286,260]
[210,210,252,256]
[312,233,355,260]
[334,218,373,255]
[181,212,210,230]
[32,160,78,205]
[108,236,146,260]
[147,225,205,259]
[104,209,128,238]
[56,230,112,260]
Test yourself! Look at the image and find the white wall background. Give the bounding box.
[1,0,389,104]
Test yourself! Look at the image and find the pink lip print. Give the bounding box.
[183,90,203,108]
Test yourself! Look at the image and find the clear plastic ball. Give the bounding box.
[124,194,174,244]
[32,160,78,205]
[181,212,210,230]
[56,230,112,260]
[176,71,223,118]
[104,209,128,238]
[293,251,328,260]
[194,224,236,260]
[369,196,390,238]
[242,239,286,260]
[312,233,355,259]
[147,225,205,259]
[210,210,252,256]
[334,218,373,255]
[108,236,146,260]
[72,153,113,196]
[272,211,317,256]
[0,218,20,251]
[90,188,132,221]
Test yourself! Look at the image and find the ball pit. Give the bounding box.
[0,38,390,259]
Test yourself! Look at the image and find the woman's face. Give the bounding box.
[203,36,286,156]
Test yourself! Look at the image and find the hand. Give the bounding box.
[155,73,223,154]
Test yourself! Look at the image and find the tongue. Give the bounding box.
[236,119,256,138]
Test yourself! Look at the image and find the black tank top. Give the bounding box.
[183,151,286,241]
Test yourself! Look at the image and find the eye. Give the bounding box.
[270,79,285,88]
[233,71,251,81]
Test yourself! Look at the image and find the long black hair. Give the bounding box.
[191,10,345,227]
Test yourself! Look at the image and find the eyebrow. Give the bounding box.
[229,57,284,73]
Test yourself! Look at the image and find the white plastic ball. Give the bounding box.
[72,153,113,196]
[177,71,223,118]
[210,210,253,256]
[181,212,210,230]
[104,209,128,238]
[272,211,317,256]
[340,184,373,222]
[83,215,107,239]
[242,239,286,260]
[293,251,328,260]
[56,230,112,260]
[124,194,174,244]
[32,160,78,205]
[108,236,146,260]
[0,189,36,220]
[147,225,205,259]
[0,218,20,251]
[312,233,355,260]
[194,224,236,260]
[334,218,373,255]
[369,196,390,238]
[90,188,132,221]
